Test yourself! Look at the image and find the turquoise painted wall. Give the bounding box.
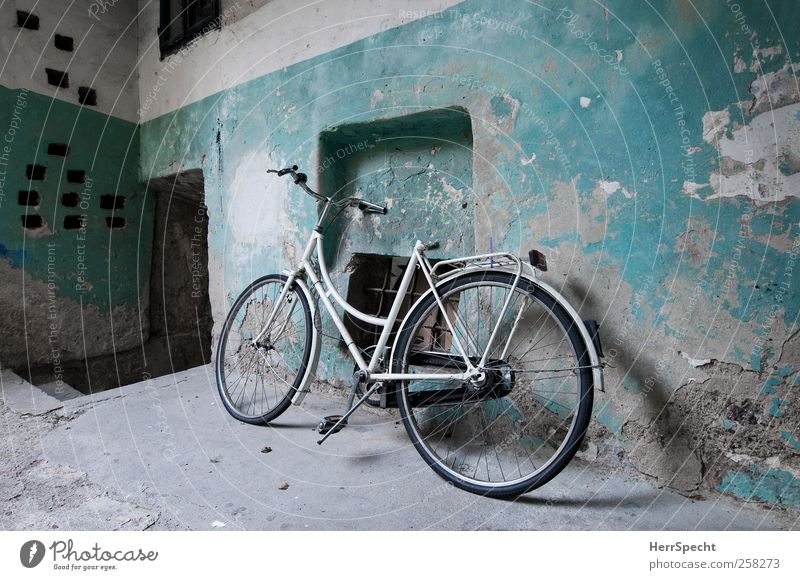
[137,0,798,504]
[0,85,153,366]
[317,107,475,266]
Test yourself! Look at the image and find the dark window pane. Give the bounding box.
[186,0,216,32]
[159,0,219,58]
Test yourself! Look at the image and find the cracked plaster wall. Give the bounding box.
[0,40,151,373]
[124,0,800,506]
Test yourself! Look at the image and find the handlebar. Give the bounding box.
[268,164,387,215]
[268,165,326,202]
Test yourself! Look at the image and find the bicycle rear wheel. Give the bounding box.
[215,274,313,424]
[393,270,594,497]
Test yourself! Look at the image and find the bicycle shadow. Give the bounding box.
[264,421,318,430]
[564,277,699,492]
[507,488,659,509]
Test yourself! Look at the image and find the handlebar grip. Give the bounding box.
[268,165,298,176]
[358,202,387,214]
[424,241,440,251]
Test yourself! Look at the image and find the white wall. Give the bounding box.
[1,0,462,124]
[136,0,463,122]
[0,0,140,122]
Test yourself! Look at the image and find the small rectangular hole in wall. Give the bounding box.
[16,11,39,30]
[106,216,126,228]
[67,170,85,183]
[63,215,85,230]
[21,215,43,229]
[61,192,80,207]
[45,68,69,88]
[343,253,455,350]
[78,87,97,106]
[54,34,73,51]
[26,164,46,180]
[18,190,40,206]
[100,194,125,210]
[48,143,70,157]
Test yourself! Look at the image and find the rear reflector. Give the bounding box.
[528,249,548,271]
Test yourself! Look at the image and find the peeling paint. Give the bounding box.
[748,62,800,114]
[769,397,786,418]
[133,0,800,506]
[701,109,730,143]
[719,466,800,509]
[681,180,708,198]
[705,102,800,202]
[0,86,151,367]
[680,351,711,367]
[781,432,800,451]
[594,179,634,199]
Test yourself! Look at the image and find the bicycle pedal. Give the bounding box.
[317,415,347,436]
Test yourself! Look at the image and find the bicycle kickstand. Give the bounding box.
[317,370,382,445]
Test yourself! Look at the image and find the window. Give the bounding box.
[54,34,74,51]
[18,190,40,206]
[64,215,86,230]
[45,69,69,88]
[16,11,39,30]
[158,0,220,58]
[106,216,126,228]
[48,143,70,157]
[78,87,97,106]
[67,170,85,183]
[62,192,80,207]
[100,194,125,210]
[21,215,43,229]
[26,164,46,180]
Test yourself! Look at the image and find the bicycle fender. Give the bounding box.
[282,273,321,405]
[529,277,605,393]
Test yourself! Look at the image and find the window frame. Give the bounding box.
[158,0,221,59]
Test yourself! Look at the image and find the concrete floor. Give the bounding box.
[1,365,797,531]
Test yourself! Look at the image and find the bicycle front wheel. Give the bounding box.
[393,271,594,497]
[216,274,313,424]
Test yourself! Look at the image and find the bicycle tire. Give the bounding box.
[216,274,313,424]
[393,270,594,498]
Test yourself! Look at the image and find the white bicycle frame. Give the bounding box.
[252,197,605,405]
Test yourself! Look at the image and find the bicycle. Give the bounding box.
[215,165,605,498]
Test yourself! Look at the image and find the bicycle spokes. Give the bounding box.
[217,277,312,422]
[398,275,590,488]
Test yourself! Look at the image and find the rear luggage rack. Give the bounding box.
[430,252,532,280]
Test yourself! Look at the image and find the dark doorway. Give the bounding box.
[19,170,213,394]
[146,169,213,371]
